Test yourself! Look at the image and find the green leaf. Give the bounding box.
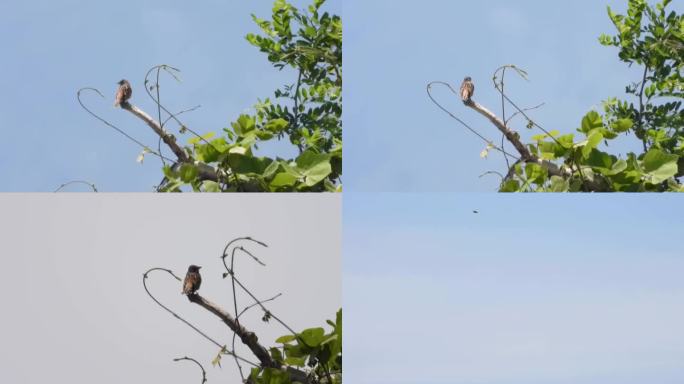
[299,327,325,347]
[549,176,570,192]
[188,131,216,145]
[611,118,633,133]
[580,111,603,134]
[284,356,306,367]
[557,134,575,149]
[641,149,679,184]
[582,130,604,158]
[162,164,178,179]
[264,118,289,133]
[499,179,520,192]
[227,153,271,174]
[202,180,220,192]
[270,172,298,188]
[263,160,281,179]
[269,347,284,363]
[275,334,297,344]
[179,163,198,183]
[524,163,547,185]
[232,114,256,137]
[296,151,332,186]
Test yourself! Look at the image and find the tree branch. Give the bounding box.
[120,101,188,162]
[187,293,311,384]
[173,356,207,384]
[119,101,219,183]
[466,100,606,191]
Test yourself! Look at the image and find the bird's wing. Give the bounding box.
[114,88,123,106]
[182,276,192,294]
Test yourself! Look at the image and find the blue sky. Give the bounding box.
[345,0,684,192]
[344,193,684,383]
[0,0,340,191]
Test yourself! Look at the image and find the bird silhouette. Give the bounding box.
[182,265,202,295]
[114,79,132,107]
[460,76,474,104]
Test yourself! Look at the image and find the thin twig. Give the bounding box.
[142,267,257,367]
[54,180,98,192]
[232,293,283,381]
[142,65,240,189]
[221,239,298,337]
[637,65,650,152]
[495,65,510,169]
[505,103,546,125]
[292,69,304,154]
[173,356,207,384]
[426,81,520,160]
[76,87,174,163]
[156,67,166,168]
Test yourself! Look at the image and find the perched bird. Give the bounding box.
[114,79,132,107]
[460,76,474,104]
[182,265,202,295]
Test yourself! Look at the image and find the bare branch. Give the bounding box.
[467,100,532,159]
[221,239,298,337]
[142,64,240,188]
[54,180,98,192]
[464,100,605,190]
[636,64,650,152]
[173,356,207,384]
[76,87,173,163]
[119,102,219,183]
[426,81,520,160]
[187,294,276,368]
[120,102,189,162]
[428,76,606,191]
[187,293,312,384]
[142,268,257,367]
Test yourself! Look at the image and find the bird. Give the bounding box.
[182,265,202,295]
[460,76,474,104]
[114,79,132,107]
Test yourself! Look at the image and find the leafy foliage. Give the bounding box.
[502,0,683,192]
[162,0,342,192]
[249,309,342,384]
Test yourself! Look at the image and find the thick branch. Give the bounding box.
[188,294,273,367]
[467,101,605,191]
[119,101,219,183]
[469,101,531,158]
[187,293,311,384]
[120,101,188,161]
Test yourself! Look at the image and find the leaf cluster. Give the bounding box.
[249,309,342,384]
[163,0,342,192]
[503,0,683,192]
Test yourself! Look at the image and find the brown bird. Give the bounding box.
[182,265,202,295]
[460,76,474,104]
[114,79,132,107]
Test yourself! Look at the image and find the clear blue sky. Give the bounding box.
[344,193,684,383]
[345,0,684,192]
[0,0,340,191]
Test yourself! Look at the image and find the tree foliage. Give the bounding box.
[427,0,682,192]
[503,0,683,192]
[249,309,342,384]
[161,0,342,192]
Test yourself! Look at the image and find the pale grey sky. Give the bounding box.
[0,194,340,383]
